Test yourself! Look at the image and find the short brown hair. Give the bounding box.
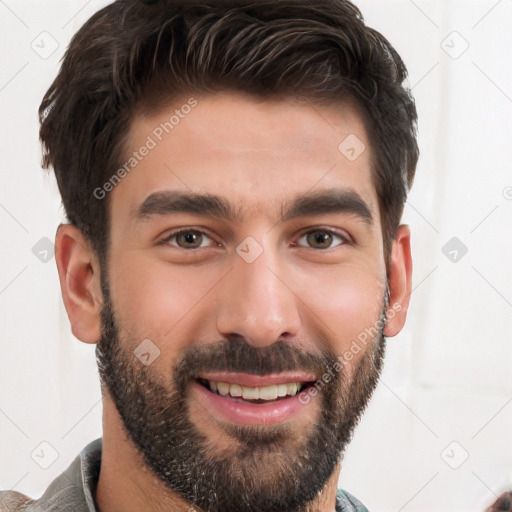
[39,0,418,264]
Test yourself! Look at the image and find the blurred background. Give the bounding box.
[1,1,511,510]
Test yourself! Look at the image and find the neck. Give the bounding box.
[95,398,191,512]
[95,397,342,512]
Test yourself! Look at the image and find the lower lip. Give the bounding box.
[191,381,314,425]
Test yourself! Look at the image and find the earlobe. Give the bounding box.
[383,224,413,338]
[55,223,103,344]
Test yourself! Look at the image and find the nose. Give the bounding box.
[215,242,302,348]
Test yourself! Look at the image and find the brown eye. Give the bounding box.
[161,229,214,249]
[176,231,203,249]
[297,229,347,249]
[307,230,333,249]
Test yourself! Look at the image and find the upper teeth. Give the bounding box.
[208,381,303,400]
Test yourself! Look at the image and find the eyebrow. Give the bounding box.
[134,189,373,225]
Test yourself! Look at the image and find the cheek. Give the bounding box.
[298,266,386,350]
[109,255,217,346]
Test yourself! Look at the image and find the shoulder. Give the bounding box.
[0,438,102,512]
[336,488,370,512]
[0,490,33,511]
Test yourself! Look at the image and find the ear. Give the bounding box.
[55,223,103,344]
[383,224,413,337]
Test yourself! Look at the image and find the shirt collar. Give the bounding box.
[34,438,359,512]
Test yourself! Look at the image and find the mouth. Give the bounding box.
[191,373,318,425]
[196,378,311,404]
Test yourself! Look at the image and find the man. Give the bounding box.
[0,0,419,510]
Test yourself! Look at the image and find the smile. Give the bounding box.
[197,378,308,403]
[192,373,317,425]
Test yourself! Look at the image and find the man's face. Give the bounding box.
[97,93,391,512]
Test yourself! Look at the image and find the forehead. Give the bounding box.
[110,92,379,229]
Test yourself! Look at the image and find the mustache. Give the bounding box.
[173,338,338,385]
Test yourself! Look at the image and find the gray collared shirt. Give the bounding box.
[0,438,369,511]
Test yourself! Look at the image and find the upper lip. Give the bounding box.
[197,371,316,387]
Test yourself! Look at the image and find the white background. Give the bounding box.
[1,1,511,511]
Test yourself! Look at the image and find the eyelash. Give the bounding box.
[158,227,352,250]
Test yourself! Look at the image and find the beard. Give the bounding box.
[96,278,387,512]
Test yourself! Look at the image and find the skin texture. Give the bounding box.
[55,92,413,512]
